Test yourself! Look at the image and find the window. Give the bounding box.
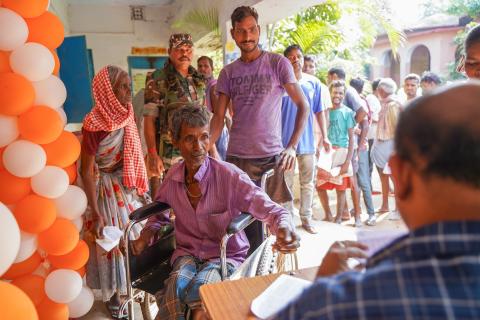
[410,45,431,75]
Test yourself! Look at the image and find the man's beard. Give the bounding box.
[239,41,258,53]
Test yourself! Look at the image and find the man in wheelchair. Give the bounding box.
[131,105,300,320]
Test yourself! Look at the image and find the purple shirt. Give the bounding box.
[143,157,292,267]
[216,51,297,158]
[205,78,217,112]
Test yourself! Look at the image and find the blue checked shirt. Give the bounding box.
[274,221,480,319]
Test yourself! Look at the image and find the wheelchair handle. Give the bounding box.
[129,201,171,221]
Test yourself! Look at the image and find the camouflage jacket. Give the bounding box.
[143,62,206,168]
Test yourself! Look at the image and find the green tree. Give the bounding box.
[447,0,480,18]
[430,0,480,79]
[270,0,405,80]
[171,7,223,76]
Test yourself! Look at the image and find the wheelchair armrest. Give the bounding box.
[129,201,171,222]
[226,212,256,235]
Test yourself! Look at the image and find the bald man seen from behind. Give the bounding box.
[273,81,480,320]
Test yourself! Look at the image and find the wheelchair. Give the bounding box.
[121,170,275,320]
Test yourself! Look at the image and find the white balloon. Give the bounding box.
[55,107,67,126]
[14,231,37,263]
[10,42,54,82]
[67,286,94,318]
[54,185,87,220]
[31,166,69,199]
[71,216,84,232]
[45,269,83,303]
[32,75,67,109]
[0,115,19,147]
[0,8,28,51]
[0,202,21,277]
[3,140,46,178]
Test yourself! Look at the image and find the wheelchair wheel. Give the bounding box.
[255,237,277,275]
[140,293,158,320]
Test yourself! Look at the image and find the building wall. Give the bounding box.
[67,4,180,72]
[371,28,460,83]
[49,0,70,34]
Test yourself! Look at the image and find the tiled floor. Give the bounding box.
[81,171,406,319]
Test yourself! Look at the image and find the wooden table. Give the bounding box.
[199,267,318,320]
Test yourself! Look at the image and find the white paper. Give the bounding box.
[95,226,123,252]
[356,229,407,257]
[316,148,353,177]
[316,150,333,171]
[251,274,312,319]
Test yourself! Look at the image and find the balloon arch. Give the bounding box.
[0,1,94,318]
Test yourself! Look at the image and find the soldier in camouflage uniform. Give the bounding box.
[143,33,206,194]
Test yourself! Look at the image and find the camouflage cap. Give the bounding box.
[169,33,193,49]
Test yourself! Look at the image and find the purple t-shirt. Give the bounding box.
[216,51,296,158]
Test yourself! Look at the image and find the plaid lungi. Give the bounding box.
[155,255,235,320]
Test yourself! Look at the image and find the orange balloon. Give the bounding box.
[14,194,56,234]
[18,106,63,144]
[11,275,46,307]
[2,252,42,280]
[0,170,31,204]
[0,147,4,170]
[26,12,65,50]
[63,163,77,184]
[37,298,68,320]
[0,50,12,73]
[51,50,60,76]
[42,131,81,167]
[48,240,89,270]
[0,281,39,320]
[76,266,86,278]
[38,218,79,256]
[0,73,35,116]
[3,0,48,18]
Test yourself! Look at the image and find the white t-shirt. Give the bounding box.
[366,94,381,140]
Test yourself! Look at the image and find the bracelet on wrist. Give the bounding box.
[148,147,157,154]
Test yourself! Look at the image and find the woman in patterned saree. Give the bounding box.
[80,65,149,318]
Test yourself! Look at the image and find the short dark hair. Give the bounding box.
[420,71,441,85]
[328,67,346,80]
[395,84,480,188]
[170,106,212,142]
[372,78,381,92]
[465,24,480,52]
[329,80,346,93]
[349,77,364,95]
[304,55,315,63]
[231,6,258,27]
[197,56,213,70]
[284,44,303,57]
[404,73,420,83]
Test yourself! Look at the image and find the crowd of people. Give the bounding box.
[78,5,480,319]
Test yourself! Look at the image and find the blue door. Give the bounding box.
[57,35,94,123]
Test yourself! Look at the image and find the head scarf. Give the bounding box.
[83,65,148,194]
